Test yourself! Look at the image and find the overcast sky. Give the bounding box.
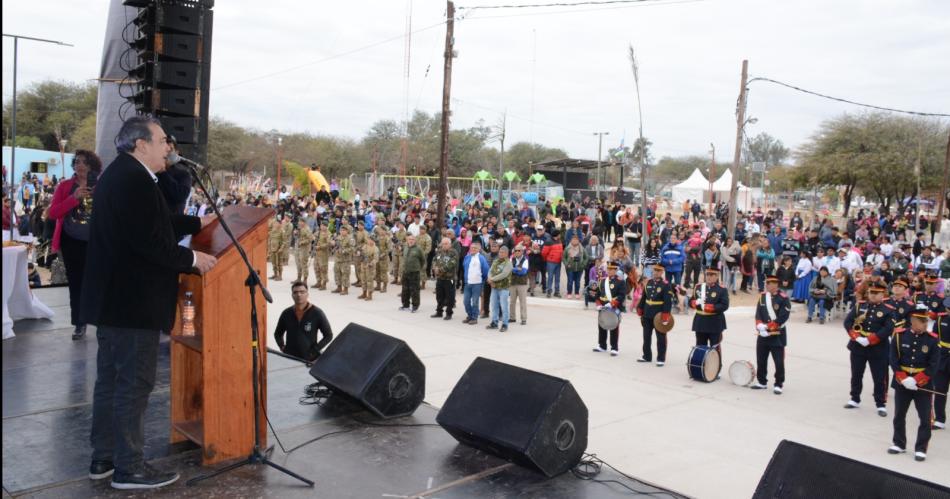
[3,0,949,161]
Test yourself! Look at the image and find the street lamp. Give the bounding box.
[3,33,72,241]
[593,132,609,198]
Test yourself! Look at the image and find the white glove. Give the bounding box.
[901,377,918,390]
[596,305,604,311]
[697,300,705,308]
[916,303,928,311]
[856,337,870,347]
[759,329,771,338]
[756,324,768,333]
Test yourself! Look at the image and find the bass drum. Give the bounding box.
[687,346,721,382]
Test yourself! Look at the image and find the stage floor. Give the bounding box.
[2,287,683,498]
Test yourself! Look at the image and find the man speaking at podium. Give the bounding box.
[81,116,218,490]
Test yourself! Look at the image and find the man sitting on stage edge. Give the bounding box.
[81,116,218,490]
[275,281,333,363]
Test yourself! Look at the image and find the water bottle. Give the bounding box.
[182,292,196,336]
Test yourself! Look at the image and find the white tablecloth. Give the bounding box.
[2,245,54,339]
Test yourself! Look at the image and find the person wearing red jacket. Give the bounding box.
[541,231,564,298]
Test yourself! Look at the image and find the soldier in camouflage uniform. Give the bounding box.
[352,223,368,288]
[293,217,314,285]
[358,238,379,301]
[332,225,355,295]
[392,222,407,285]
[268,216,288,281]
[417,226,432,290]
[311,221,331,289]
[373,224,391,293]
[280,216,293,269]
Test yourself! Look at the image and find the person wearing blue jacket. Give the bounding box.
[661,235,686,286]
[461,241,490,325]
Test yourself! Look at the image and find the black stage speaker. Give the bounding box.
[753,440,950,498]
[309,323,424,419]
[436,357,588,477]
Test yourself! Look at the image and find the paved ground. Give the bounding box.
[267,259,949,498]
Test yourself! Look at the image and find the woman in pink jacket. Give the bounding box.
[48,150,102,340]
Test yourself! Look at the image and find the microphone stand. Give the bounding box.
[184,163,313,487]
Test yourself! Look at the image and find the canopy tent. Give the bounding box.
[670,168,710,204]
[711,169,752,208]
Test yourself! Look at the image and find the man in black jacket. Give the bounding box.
[274,281,333,362]
[81,117,217,490]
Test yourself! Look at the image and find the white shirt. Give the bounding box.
[865,253,884,269]
[407,223,421,237]
[795,258,813,279]
[879,242,894,257]
[466,254,483,284]
[820,255,840,275]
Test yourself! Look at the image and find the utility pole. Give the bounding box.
[727,59,749,238]
[59,139,68,179]
[593,132,609,199]
[275,136,283,198]
[708,143,715,215]
[497,112,506,223]
[915,138,922,235]
[435,1,455,233]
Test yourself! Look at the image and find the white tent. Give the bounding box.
[711,169,752,208]
[671,168,710,204]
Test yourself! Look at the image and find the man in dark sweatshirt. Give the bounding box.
[274,281,333,362]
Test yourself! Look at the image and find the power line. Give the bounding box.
[747,76,950,118]
[458,0,679,9]
[458,0,701,20]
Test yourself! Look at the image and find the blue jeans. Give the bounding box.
[545,262,561,294]
[490,288,510,326]
[627,241,641,266]
[463,283,483,320]
[807,297,827,319]
[665,270,682,286]
[566,270,582,294]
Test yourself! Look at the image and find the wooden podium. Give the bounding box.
[169,205,273,465]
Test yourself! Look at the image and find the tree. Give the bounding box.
[1,80,97,151]
[743,132,789,167]
[4,135,44,149]
[498,142,567,177]
[70,115,97,152]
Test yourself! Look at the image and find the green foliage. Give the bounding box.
[743,132,790,167]
[70,115,97,152]
[283,160,310,196]
[4,135,44,149]
[2,80,97,151]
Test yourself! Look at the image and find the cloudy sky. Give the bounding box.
[3,0,949,160]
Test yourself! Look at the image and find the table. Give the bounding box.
[2,245,54,339]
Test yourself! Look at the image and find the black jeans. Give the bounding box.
[641,317,667,362]
[91,326,160,473]
[435,278,455,315]
[892,386,932,452]
[756,343,785,386]
[60,232,88,326]
[401,271,420,309]
[849,351,888,408]
[598,326,619,351]
[933,357,950,424]
[481,283,491,317]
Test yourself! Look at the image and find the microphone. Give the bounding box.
[166,152,205,172]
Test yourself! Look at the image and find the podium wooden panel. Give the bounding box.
[169,205,273,465]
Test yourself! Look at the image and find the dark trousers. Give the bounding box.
[91,326,160,473]
[932,358,949,424]
[695,331,723,369]
[892,386,932,452]
[598,326,619,351]
[740,273,753,291]
[756,343,785,386]
[60,232,87,326]
[481,283,491,317]
[401,271,420,309]
[849,351,888,407]
[683,260,701,288]
[641,317,666,362]
[583,261,595,287]
[435,278,455,315]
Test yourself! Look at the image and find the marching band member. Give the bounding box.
[887,312,939,462]
[844,282,894,417]
[690,268,729,372]
[636,263,674,366]
[593,262,627,356]
[885,277,915,335]
[752,276,791,394]
[933,295,950,430]
[913,273,946,333]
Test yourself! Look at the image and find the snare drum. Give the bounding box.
[728,360,756,386]
[687,346,721,382]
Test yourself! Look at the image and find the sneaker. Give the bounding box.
[844,400,860,409]
[933,421,946,430]
[520,320,526,325]
[411,307,419,313]
[546,292,552,298]
[914,451,927,462]
[72,325,86,341]
[444,314,452,321]
[430,313,443,318]
[486,323,498,330]
[462,317,472,324]
[887,445,906,455]
[819,318,825,325]
[609,349,619,356]
[805,317,813,323]
[636,358,651,363]
[469,319,477,325]
[773,385,783,395]
[554,293,562,298]
[111,462,180,490]
[499,325,508,332]
[89,460,114,480]
[656,361,665,367]
[592,346,606,353]
[398,307,410,312]
[877,407,888,417]
[750,382,768,390]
